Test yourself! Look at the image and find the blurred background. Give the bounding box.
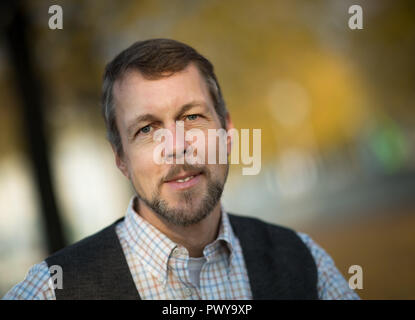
[0,0,414,299]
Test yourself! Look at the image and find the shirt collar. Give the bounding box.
[123,195,237,285]
[123,196,177,286]
[203,203,236,265]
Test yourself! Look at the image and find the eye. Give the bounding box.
[138,125,152,135]
[186,114,199,121]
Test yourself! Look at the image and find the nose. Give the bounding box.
[164,121,190,162]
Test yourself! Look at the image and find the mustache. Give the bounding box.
[162,163,207,184]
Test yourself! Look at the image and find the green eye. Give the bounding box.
[187,114,198,121]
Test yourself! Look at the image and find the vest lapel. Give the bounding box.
[228,214,318,299]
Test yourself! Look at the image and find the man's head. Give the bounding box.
[101,39,233,227]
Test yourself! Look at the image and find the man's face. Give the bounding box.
[113,63,232,226]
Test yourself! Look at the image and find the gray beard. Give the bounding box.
[142,179,224,227]
[137,167,228,227]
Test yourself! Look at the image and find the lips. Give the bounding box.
[164,171,203,183]
[164,171,203,190]
[172,175,196,183]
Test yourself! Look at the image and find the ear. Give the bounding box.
[111,145,130,179]
[225,113,234,155]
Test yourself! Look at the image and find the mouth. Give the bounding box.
[164,171,204,190]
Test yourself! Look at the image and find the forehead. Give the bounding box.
[113,63,214,127]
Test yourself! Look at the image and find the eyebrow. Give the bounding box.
[126,101,208,139]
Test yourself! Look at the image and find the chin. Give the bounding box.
[168,198,201,211]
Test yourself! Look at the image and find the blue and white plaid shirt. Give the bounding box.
[2,197,359,300]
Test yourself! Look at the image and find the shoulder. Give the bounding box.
[227,213,305,245]
[296,232,328,259]
[227,213,297,235]
[45,218,124,267]
[296,232,335,270]
[2,261,55,300]
[227,213,317,265]
[296,231,344,277]
[296,232,361,300]
[2,221,122,300]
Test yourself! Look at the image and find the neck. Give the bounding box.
[135,198,222,257]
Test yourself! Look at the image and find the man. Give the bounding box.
[3,39,359,300]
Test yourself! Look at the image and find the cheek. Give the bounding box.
[128,146,161,188]
[205,163,228,184]
[186,129,227,163]
[204,131,228,164]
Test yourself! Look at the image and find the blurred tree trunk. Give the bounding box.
[3,2,67,254]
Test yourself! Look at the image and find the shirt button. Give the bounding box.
[184,287,192,297]
[173,248,180,256]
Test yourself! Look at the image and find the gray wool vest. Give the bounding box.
[45,214,318,300]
